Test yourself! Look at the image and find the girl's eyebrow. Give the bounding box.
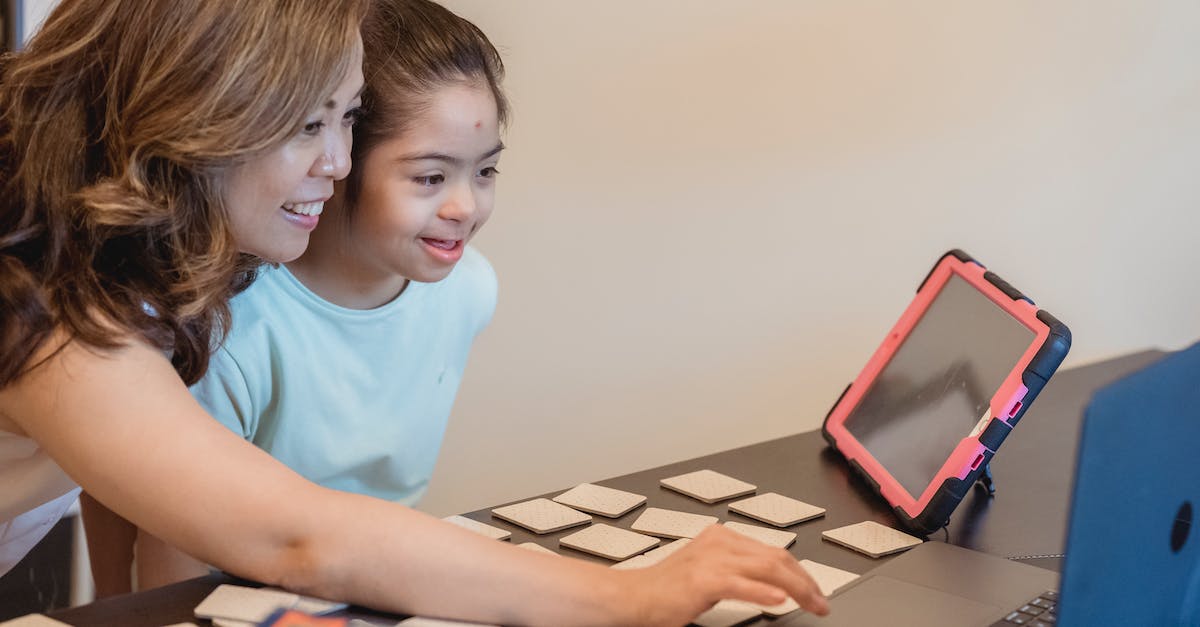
[480,142,506,160]
[400,142,506,165]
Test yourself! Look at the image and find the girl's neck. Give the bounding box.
[286,202,409,310]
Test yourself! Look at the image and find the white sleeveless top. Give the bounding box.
[0,429,80,576]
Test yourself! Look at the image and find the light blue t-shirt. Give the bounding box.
[190,246,496,506]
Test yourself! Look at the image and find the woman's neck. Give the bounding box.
[286,205,409,311]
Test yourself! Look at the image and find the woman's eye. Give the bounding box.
[479,166,500,179]
[415,174,445,186]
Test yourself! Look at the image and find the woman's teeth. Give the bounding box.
[283,201,323,216]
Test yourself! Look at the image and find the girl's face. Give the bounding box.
[348,82,502,283]
[223,43,365,263]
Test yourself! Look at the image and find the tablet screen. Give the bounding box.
[842,273,1035,498]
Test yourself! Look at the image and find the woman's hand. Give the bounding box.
[616,524,830,626]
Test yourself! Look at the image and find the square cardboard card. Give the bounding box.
[517,542,558,556]
[660,469,756,504]
[443,515,511,541]
[729,492,825,527]
[630,507,718,539]
[194,585,299,623]
[723,521,796,548]
[822,521,923,558]
[692,600,762,627]
[553,483,646,518]
[491,498,592,534]
[398,618,500,626]
[559,523,660,560]
[0,617,72,627]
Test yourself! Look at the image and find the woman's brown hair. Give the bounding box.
[0,0,366,387]
[344,0,509,210]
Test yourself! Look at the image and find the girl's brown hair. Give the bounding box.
[0,0,366,387]
[345,0,508,209]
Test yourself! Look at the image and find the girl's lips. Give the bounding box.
[420,237,464,263]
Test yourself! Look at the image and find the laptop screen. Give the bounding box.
[841,273,1034,498]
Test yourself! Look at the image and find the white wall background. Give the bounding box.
[19,1,1199,518]
[19,0,53,43]
[422,0,1200,516]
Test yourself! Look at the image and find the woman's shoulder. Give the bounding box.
[0,324,176,435]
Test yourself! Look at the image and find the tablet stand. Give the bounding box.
[975,463,996,497]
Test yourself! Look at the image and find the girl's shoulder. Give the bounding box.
[446,246,497,333]
[447,245,497,294]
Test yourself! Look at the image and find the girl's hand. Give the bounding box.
[616,524,830,626]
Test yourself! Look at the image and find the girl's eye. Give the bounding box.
[415,174,445,186]
[479,166,500,179]
[301,120,325,136]
[343,106,364,127]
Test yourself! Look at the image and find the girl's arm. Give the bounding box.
[2,334,827,625]
[78,492,136,597]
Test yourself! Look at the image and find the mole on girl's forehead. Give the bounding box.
[475,120,482,128]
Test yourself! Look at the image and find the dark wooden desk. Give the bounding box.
[49,350,1166,626]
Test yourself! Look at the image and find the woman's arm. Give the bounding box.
[2,335,827,625]
[83,493,210,594]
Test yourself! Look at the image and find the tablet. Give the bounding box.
[821,250,1071,535]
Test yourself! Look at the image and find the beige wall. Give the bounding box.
[423,0,1200,516]
[21,0,1197,517]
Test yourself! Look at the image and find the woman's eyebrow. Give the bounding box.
[325,85,366,109]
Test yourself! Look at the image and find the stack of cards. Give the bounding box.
[194,585,347,626]
[552,483,646,517]
[559,523,659,560]
[443,515,511,541]
[660,469,756,504]
[821,520,923,558]
[630,507,718,539]
[194,585,302,624]
[728,492,825,527]
[491,498,592,534]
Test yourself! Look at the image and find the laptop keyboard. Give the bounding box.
[989,590,1059,626]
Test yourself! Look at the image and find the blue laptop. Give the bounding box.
[786,343,1200,626]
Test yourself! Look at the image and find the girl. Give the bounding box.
[5,0,828,623]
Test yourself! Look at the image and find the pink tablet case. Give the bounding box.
[822,250,1071,535]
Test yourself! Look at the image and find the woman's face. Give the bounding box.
[224,42,365,262]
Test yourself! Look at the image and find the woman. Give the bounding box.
[0,1,828,623]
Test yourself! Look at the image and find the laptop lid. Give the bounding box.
[1056,342,1200,625]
